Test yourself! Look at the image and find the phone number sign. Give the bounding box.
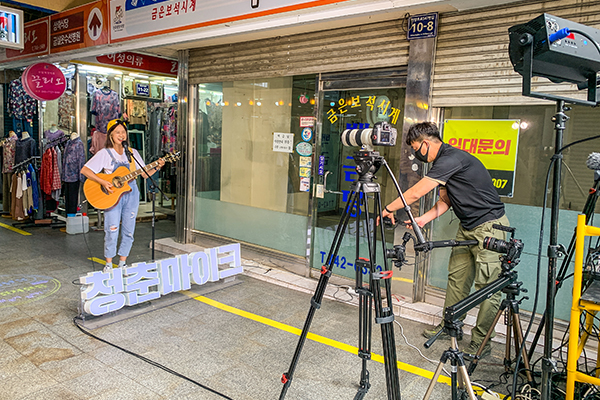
[407,12,438,40]
[443,119,520,197]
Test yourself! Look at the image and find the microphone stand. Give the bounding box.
[126,146,169,261]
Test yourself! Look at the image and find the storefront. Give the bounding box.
[2,0,597,325]
[0,54,179,224]
[185,20,419,294]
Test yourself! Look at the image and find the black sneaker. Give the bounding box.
[462,341,491,361]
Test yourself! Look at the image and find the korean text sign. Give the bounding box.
[443,119,520,197]
[79,244,242,316]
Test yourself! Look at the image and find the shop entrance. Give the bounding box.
[312,69,412,294]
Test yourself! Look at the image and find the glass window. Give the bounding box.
[194,76,316,256]
[428,104,600,321]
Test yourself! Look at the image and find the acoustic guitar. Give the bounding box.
[83,151,180,210]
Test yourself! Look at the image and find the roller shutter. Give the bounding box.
[432,0,600,107]
[189,19,410,84]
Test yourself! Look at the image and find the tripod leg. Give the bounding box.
[512,312,534,384]
[279,190,359,400]
[371,192,401,400]
[467,300,506,375]
[422,361,446,400]
[457,365,478,400]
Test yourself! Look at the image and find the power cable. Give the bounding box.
[73,316,234,400]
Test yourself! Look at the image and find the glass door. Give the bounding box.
[312,86,406,280]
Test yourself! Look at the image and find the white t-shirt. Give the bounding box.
[84,147,145,175]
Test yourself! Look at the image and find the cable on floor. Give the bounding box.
[73,316,234,400]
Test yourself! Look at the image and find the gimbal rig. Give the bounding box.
[422,226,524,400]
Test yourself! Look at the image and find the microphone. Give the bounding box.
[586,152,600,182]
[122,140,132,163]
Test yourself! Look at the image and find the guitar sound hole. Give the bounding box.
[112,178,124,189]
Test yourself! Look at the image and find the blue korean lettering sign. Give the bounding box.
[407,12,438,40]
[318,155,325,176]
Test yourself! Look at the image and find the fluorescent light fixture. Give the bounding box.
[78,64,122,75]
[129,73,149,78]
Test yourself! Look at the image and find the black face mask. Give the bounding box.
[414,141,430,163]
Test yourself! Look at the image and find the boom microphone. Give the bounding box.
[586,152,600,182]
[586,152,600,170]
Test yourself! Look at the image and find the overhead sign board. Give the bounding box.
[74,51,178,76]
[407,12,438,40]
[5,18,48,60]
[109,0,351,42]
[50,0,109,54]
[0,6,24,50]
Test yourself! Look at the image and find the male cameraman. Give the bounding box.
[381,122,509,359]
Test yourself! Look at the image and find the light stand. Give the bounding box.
[508,14,600,398]
[128,150,169,261]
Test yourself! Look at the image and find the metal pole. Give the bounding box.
[541,100,568,399]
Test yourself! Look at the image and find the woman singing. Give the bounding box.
[81,119,165,272]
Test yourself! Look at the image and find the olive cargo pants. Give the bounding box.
[443,214,510,345]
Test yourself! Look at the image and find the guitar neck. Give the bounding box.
[121,158,163,181]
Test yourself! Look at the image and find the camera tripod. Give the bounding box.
[466,277,534,385]
[423,227,523,400]
[423,321,478,400]
[280,150,415,400]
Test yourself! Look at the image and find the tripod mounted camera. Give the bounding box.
[422,225,524,400]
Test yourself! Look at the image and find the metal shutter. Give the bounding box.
[432,0,600,107]
[189,19,410,84]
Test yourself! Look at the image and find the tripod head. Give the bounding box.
[353,149,383,182]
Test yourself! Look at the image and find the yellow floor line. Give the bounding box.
[182,291,456,384]
[184,291,504,398]
[0,222,31,236]
[88,257,106,265]
[392,277,413,283]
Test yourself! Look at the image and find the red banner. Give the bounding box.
[5,18,48,60]
[95,52,178,76]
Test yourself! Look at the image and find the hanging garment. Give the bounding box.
[90,88,120,134]
[2,135,17,173]
[64,181,80,214]
[14,137,37,165]
[90,131,107,155]
[62,138,86,183]
[44,129,65,143]
[57,92,75,130]
[8,78,37,120]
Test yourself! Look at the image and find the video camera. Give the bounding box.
[483,224,523,266]
[341,121,398,148]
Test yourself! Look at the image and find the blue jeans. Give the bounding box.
[104,182,139,259]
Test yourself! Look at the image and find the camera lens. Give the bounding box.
[483,237,509,254]
[341,128,373,147]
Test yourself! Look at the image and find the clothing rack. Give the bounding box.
[43,135,70,150]
[11,154,65,229]
[13,156,41,172]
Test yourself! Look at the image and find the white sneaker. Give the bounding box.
[102,264,112,273]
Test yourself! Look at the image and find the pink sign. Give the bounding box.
[22,63,67,101]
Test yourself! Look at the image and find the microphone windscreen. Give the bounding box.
[587,153,600,171]
[121,140,130,149]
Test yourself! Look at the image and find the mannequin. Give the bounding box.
[21,132,30,140]
[2,131,18,213]
[49,124,58,133]
[70,132,79,140]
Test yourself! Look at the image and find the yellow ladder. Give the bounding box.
[566,214,600,398]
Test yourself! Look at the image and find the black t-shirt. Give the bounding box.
[426,142,505,230]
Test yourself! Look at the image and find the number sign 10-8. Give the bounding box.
[407,12,438,40]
